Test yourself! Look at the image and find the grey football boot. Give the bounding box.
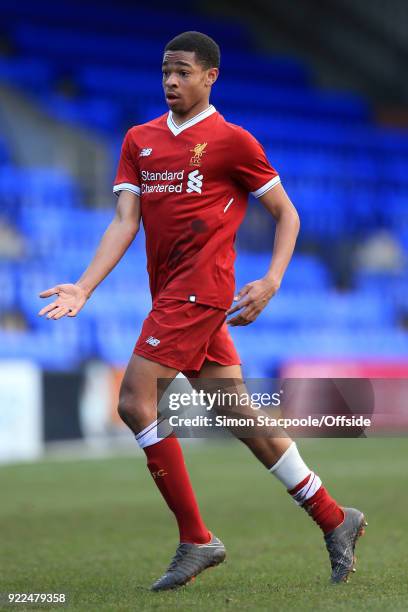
[324,507,367,583]
[151,533,226,591]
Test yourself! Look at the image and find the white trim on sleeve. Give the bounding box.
[113,182,141,197]
[251,175,281,198]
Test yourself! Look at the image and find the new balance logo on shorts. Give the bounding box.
[146,335,160,347]
[140,148,153,157]
[187,169,204,194]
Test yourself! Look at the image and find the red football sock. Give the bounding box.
[143,433,210,544]
[289,474,345,534]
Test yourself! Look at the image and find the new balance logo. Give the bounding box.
[146,336,160,347]
[140,148,153,157]
[187,169,203,194]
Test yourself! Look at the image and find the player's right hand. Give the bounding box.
[38,284,88,320]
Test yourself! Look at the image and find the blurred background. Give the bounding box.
[1,0,408,462]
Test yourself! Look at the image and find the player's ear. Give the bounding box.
[206,67,219,87]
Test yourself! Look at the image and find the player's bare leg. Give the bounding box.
[196,360,367,582]
[118,354,225,591]
[196,360,292,464]
[118,353,177,432]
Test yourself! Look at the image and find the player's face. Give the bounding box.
[162,50,218,115]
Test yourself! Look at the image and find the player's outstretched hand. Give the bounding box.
[38,284,88,320]
[226,278,279,326]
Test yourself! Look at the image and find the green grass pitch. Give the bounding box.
[1,438,407,611]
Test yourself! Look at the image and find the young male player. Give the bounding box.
[39,32,367,591]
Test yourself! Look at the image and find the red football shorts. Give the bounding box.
[134,298,241,375]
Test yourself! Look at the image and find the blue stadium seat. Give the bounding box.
[38,94,122,134]
[257,289,395,330]
[10,20,308,84]
[0,137,11,164]
[1,0,408,373]
[0,327,80,370]
[235,252,332,290]
[94,321,139,366]
[233,327,408,377]
[0,265,16,311]
[3,1,251,46]
[0,57,55,88]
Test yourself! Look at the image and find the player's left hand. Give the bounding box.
[226,278,279,326]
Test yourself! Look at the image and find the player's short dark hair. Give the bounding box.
[164,31,220,69]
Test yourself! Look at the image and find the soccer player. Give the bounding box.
[39,32,367,590]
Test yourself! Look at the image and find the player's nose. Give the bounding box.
[164,73,179,88]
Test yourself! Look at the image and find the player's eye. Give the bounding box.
[180,71,189,77]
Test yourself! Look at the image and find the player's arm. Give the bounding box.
[227,183,300,326]
[38,190,141,320]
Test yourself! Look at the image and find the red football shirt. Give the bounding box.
[113,105,280,310]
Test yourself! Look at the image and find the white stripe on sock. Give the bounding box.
[135,418,173,449]
[291,472,322,506]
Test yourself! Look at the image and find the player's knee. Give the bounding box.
[117,385,154,430]
[117,382,138,422]
[117,394,131,423]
